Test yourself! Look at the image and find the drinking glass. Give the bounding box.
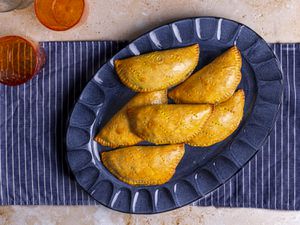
[0,36,45,86]
[0,0,33,12]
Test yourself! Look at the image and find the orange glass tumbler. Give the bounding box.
[34,0,85,31]
[0,36,45,86]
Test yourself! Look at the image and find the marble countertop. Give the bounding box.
[1,0,300,224]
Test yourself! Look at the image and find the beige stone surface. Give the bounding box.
[1,205,300,225]
[0,0,300,42]
[1,0,300,224]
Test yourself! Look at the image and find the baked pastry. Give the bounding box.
[101,144,185,186]
[128,104,212,144]
[94,90,168,147]
[115,44,199,92]
[169,46,242,104]
[188,90,245,147]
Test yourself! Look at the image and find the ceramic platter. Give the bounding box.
[66,17,283,214]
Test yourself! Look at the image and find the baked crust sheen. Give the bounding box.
[101,144,185,186]
[128,104,212,144]
[115,44,199,92]
[188,90,245,147]
[169,46,242,104]
[94,90,168,147]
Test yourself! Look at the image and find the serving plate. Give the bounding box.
[66,17,283,214]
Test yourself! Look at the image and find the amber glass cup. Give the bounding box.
[0,36,45,86]
[34,0,85,31]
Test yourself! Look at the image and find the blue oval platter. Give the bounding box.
[66,17,283,214]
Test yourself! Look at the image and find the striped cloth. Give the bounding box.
[0,41,299,210]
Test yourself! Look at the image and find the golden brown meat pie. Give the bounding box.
[127,104,212,144]
[169,46,242,104]
[94,90,168,147]
[115,44,199,92]
[188,89,245,147]
[101,144,185,186]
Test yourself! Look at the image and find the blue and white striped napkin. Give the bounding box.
[0,41,299,209]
